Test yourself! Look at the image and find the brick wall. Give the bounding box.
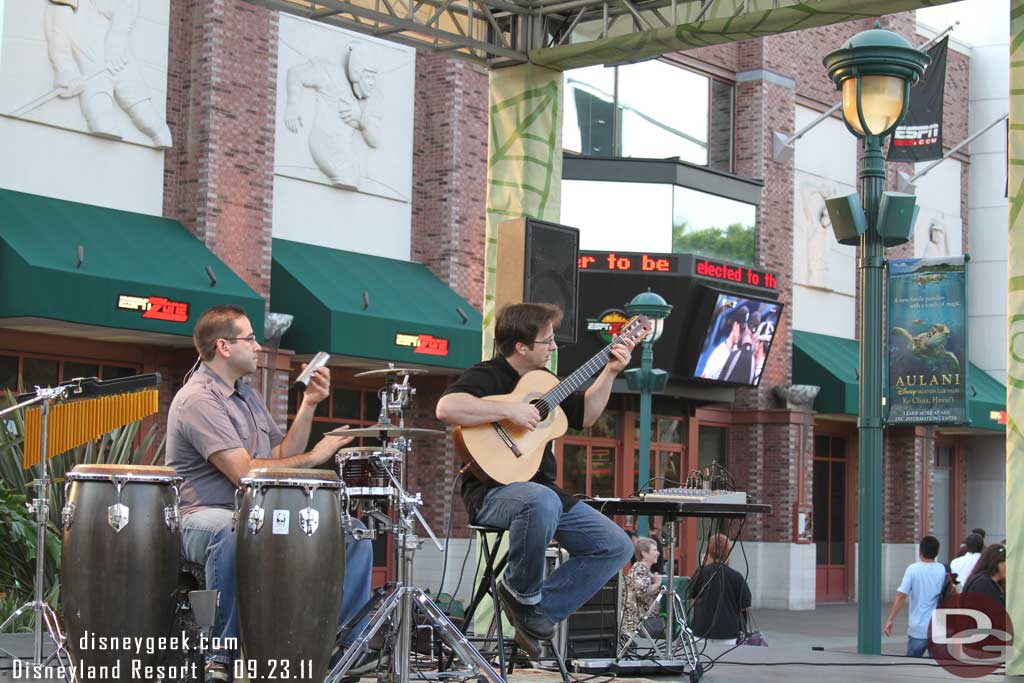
[163,0,278,302]
[410,53,490,311]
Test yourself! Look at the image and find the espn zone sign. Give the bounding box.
[893,123,939,147]
[395,332,449,356]
[117,295,190,323]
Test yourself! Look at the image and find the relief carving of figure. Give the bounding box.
[42,0,172,148]
[798,185,833,289]
[284,44,382,189]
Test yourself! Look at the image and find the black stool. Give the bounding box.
[463,525,570,682]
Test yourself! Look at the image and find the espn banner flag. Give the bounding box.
[888,36,948,162]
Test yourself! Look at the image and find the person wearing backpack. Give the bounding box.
[883,536,947,657]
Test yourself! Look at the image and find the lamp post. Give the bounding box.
[624,289,672,537]
[823,26,928,655]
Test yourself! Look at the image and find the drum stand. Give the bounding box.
[0,387,76,682]
[326,469,502,683]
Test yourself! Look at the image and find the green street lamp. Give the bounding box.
[624,289,672,537]
[823,25,929,656]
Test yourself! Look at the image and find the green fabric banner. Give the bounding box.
[886,257,967,425]
[482,64,564,359]
[1007,1,1024,674]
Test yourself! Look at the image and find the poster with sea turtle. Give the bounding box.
[887,257,968,425]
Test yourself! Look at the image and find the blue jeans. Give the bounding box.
[180,507,373,665]
[474,482,633,622]
[906,635,930,657]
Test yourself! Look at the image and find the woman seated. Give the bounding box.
[620,536,664,642]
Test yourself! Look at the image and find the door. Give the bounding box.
[931,444,954,564]
[814,434,848,602]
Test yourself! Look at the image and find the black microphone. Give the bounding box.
[293,351,331,392]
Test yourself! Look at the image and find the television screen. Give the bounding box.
[691,292,784,386]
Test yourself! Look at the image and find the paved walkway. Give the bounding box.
[0,603,1009,682]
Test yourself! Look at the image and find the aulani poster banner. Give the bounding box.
[887,257,967,425]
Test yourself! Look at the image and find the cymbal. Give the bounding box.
[353,367,430,378]
[327,423,445,439]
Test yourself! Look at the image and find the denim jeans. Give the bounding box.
[474,482,633,622]
[906,635,930,657]
[180,507,373,665]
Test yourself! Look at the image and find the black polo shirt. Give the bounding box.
[444,356,585,522]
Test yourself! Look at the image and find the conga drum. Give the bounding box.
[236,469,345,683]
[62,464,182,680]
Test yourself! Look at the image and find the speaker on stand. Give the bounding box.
[495,218,580,344]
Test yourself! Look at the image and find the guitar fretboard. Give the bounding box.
[536,321,644,413]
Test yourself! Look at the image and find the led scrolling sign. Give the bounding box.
[577,251,778,290]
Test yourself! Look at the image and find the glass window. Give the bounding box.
[698,425,726,471]
[332,389,361,420]
[562,444,587,495]
[563,60,734,170]
[618,60,709,164]
[22,358,58,390]
[591,446,615,497]
[63,362,99,381]
[0,355,17,392]
[562,179,674,252]
[564,65,616,156]
[102,365,136,380]
[672,186,756,265]
[590,413,618,439]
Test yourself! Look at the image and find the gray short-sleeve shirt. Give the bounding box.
[167,364,285,512]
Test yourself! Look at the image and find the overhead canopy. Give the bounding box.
[793,330,1006,432]
[271,239,482,370]
[0,188,265,343]
[242,0,957,67]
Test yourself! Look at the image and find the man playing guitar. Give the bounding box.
[436,303,637,656]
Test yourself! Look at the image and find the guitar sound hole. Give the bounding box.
[530,399,550,421]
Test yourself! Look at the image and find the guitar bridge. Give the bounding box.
[491,422,522,458]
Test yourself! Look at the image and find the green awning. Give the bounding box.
[271,239,482,370]
[793,330,1006,432]
[0,188,265,339]
[793,330,860,416]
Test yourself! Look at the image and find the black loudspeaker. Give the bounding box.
[496,218,580,344]
[564,575,619,659]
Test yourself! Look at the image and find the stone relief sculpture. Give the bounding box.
[284,43,382,190]
[795,179,834,289]
[40,0,172,148]
[923,219,951,258]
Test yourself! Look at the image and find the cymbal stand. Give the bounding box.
[0,387,76,682]
[326,462,501,683]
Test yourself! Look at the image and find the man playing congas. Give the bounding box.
[167,305,372,683]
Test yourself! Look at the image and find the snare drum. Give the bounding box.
[61,464,182,679]
[335,446,403,499]
[236,468,345,683]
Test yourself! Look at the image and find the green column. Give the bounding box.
[857,134,886,655]
[636,340,654,537]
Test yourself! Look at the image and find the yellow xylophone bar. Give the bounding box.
[22,388,159,468]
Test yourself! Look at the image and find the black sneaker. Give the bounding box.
[512,629,543,660]
[496,581,555,640]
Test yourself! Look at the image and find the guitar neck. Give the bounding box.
[541,341,619,408]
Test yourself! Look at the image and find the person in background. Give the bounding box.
[972,528,987,542]
[687,533,751,644]
[884,536,946,657]
[950,533,984,592]
[963,544,1007,608]
[620,537,664,643]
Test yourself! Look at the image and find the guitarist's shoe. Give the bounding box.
[497,581,555,658]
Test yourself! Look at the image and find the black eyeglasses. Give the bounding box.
[530,335,557,348]
[222,334,257,344]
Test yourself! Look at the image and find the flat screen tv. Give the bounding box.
[688,291,784,387]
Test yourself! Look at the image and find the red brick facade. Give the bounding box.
[164,0,279,301]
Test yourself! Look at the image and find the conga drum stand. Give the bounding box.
[325,469,501,683]
[0,388,75,681]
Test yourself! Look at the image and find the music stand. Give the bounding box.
[0,386,76,682]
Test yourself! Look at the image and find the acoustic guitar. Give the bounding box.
[455,315,651,484]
